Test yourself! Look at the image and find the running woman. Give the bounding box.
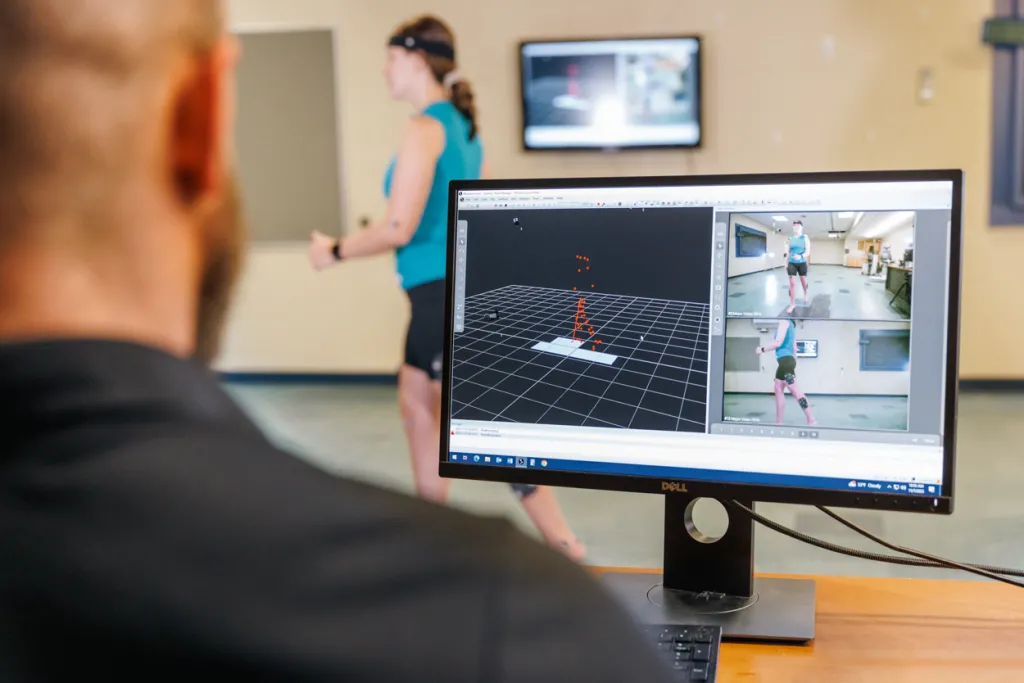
[756,317,817,426]
[307,15,585,561]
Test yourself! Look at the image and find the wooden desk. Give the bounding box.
[593,569,1024,682]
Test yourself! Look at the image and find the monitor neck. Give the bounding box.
[663,494,755,598]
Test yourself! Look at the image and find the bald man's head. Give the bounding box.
[0,0,224,233]
[0,0,245,363]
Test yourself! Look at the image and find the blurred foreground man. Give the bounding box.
[0,1,673,681]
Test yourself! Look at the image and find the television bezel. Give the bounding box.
[517,34,704,153]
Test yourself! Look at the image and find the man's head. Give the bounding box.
[792,220,804,236]
[0,0,243,363]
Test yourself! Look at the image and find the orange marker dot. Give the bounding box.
[592,345,597,350]
[591,284,595,288]
[573,287,577,290]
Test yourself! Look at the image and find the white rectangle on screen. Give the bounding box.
[531,338,619,365]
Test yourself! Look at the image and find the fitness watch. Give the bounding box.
[331,240,343,261]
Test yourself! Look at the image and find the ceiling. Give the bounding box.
[740,211,915,241]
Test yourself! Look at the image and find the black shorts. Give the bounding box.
[404,279,446,381]
[786,261,808,277]
[406,280,539,500]
[775,355,797,382]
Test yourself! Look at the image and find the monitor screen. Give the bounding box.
[443,173,959,510]
[519,37,702,150]
[795,340,818,358]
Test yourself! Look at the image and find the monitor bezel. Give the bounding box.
[440,169,962,515]
[517,34,704,153]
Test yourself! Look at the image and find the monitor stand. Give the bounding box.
[601,494,816,643]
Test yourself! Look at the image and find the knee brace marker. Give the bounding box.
[511,483,538,500]
[798,397,809,410]
[784,373,796,386]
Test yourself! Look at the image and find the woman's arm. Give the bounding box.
[756,320,789,354]
[803,239,811,264]
[337,117,445,259]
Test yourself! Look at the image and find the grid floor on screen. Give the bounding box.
[451,285,709,432]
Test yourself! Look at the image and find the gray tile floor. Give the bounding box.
[227,382,1024,582]
[727,265,909,321]
[724,393,909,431]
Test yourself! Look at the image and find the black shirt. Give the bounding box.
[0,340,671,682]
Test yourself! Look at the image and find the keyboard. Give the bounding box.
[643,624,722,682]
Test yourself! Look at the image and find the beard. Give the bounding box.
[193,175,246,366]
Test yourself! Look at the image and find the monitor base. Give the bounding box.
[602,572,816,643]
[600,494,816,643]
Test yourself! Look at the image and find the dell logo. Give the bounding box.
[661,481,689,493]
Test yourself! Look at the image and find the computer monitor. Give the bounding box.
[440,170,962,642]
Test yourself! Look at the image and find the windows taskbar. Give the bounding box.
[447,452,943,497]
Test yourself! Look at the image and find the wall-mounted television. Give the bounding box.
[518,35,702,151]
[796,340,818,359]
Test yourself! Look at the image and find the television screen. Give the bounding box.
[796,340,818,359]
[519,36,702,151]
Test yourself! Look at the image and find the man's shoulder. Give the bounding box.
[4,421,675,681]
[96,423,532,570]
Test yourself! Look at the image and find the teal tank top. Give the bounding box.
[776,321,796,360]
[383,101,483,290]
[789,235,807,263]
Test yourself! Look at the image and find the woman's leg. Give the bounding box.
[398,366,586,560]
[398,364,449,503]
[800,274,810,305]
[787,275,797,313]
[774,378,787,424]
[786,380,817,426]
[515,485,587,562]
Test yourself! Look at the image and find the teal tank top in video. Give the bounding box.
[776,321,796,360]
[789,235,807,263]
[383,101,483,291]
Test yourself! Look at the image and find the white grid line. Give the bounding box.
[493,291,648,422]
[627,300,689,428]
[678,303,708,431]
[452,286,710,431]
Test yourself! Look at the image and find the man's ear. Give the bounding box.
[171,36,240,207]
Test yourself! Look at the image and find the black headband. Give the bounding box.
[389,34,455,61]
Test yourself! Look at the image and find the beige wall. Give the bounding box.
[220,0,1012,378]
[809,238,846,266]
[884,224,916,258]
[725,319,911,396]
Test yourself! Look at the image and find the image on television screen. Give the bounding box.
[520,37,701,150]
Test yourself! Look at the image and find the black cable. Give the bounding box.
[815,506,1024,589]
[727,501,1024,584]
